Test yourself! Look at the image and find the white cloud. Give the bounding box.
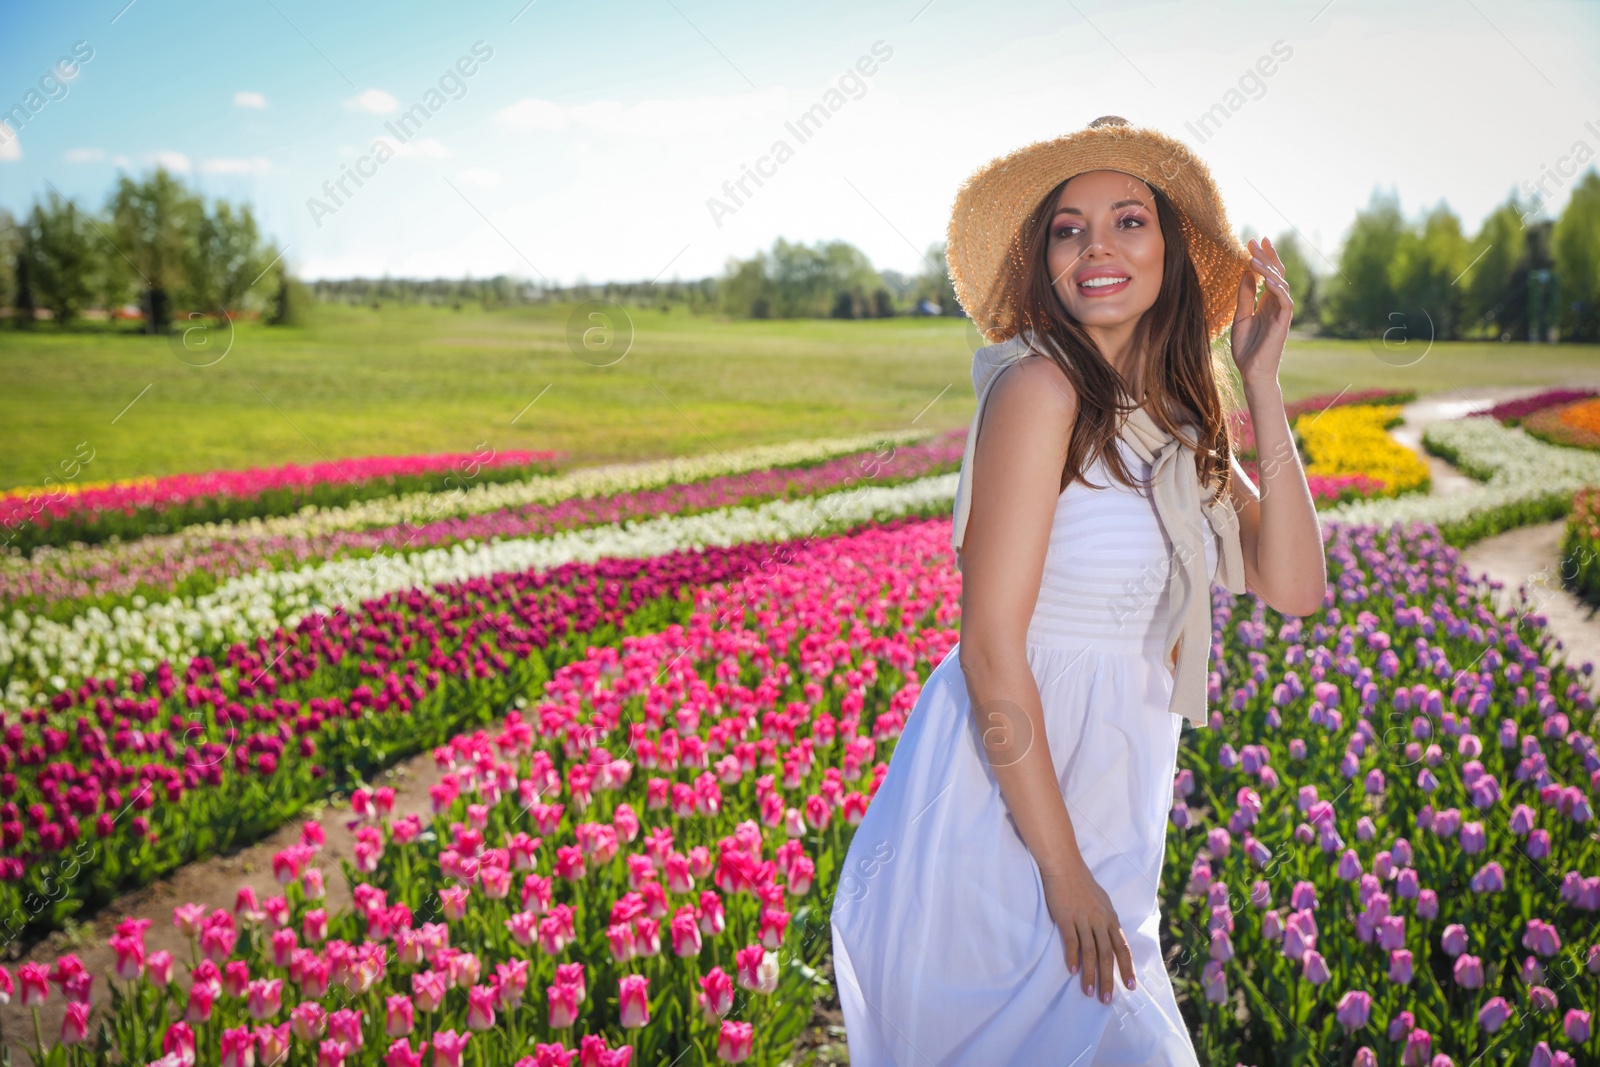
[497,99,568,132]
[148,150,192,173]
[201,156,271,175]
[113,154,131,168]
[0,125,22,162]
[495,89,791,137]
[373,136,449,160]
[65,147,105,163]
[454,167,501,188]
[347,89,399,114]
[235,91,268,109]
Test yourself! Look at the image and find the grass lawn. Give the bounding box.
[0,302,1597,490]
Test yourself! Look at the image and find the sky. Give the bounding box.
[1,0,1598,287]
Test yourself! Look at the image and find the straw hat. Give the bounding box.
[946,115,1253,345]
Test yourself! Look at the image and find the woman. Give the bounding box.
[829,116,1328,1065]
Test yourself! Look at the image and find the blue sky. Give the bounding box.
[2,0,1597,285]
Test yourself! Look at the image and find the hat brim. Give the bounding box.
[945,120,1253,346]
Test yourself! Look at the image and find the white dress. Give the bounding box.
[830,434,1218,1067]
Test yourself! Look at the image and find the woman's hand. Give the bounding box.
[1040,860,1135,1004]
[1229,236,1294,389]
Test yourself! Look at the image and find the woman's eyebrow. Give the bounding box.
[1053,198,1149,217]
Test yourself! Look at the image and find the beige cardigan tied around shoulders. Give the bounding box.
[950,331,1248,729]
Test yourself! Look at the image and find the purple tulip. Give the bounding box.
[1524,918,1562,958]
[1441,924,1467,956]
[1201,960,1227,1004]
[1459,821,1486,854]
[1392,838,1413,866]
[1400,1028,1431,1067]
[1470,861,1506,893]
[1529,986,1558,1012]
[1416,889,1439,920]
[1478,996,1513,1033]
[1209,928,1234,962]
[1335,990,1372,1032]
[1353,1049,1377,1067]
[1337,849,1363,881]
[1565,1009,1591,1043]
[1290,881,1317,912]
[1388,1009,1415,1040]
[1302,949,1330,985]
[1389,948,1414,985]
[1454,953,1484,988]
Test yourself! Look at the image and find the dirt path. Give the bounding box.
[1389,387,1600,704]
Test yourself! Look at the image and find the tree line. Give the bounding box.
[5,167,1600,342]
[0,166,301,333]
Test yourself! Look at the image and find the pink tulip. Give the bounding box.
[717,1019,754,1062]
[185,984,216,1024]
[548,982,580,1029]
[255,1022,290,1066]
[466,984,497,1031]
[19,962,48,1007]
[318,1039,347,1067]
[291,1002,328,1042]
[163,1022,197,1067]
[60,1001,89,1045]
[386,1038,428,1067]
[220,1026,256,1067]
[1566,1009,1592,1043]
[413,970,449,1013]
[618,974,650,1028]
[386,994,415,1037]
[247,978,283,1020]
[432,1030,471,1067]
[328,1008,364,1050]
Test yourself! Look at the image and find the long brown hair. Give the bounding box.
[985,175,1238,504]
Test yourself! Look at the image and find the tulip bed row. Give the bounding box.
[7,506,1600,1065]
[0,431,947,622]
[1168,519,1600,1066]
[1321,416,1599,546]
[1,432,965,625]
[1292,405,1431,499]
[1,450,566,558]
[1231,389,1417,506]
[1479,390,1600,428]
[1522,398,1600,453]
[0,467,961,714]
[0,496,949,943]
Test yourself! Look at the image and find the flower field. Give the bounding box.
[10,398,1600,1067]
[0,450,565,557]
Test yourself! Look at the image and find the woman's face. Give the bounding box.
[1044,169,1165,342]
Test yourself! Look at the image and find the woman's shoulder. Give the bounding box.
[988,352,1077,415]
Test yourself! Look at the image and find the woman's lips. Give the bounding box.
[1077,276,1131,296]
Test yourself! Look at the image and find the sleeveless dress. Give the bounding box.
[830,434,1218,1067]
